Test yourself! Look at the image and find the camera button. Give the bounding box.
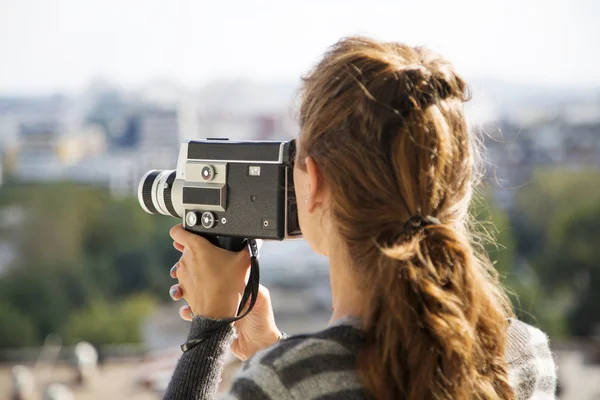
[201,165,215,181]
[201,212,216,229]
[185,212,198,227]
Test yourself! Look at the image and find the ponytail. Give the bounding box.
[358,221,513,399]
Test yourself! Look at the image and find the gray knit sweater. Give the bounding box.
[164,317,556,399]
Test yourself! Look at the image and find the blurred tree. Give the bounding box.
[0,183,109,267]
[470,193,515,277]
[511,169,600,337]
[1,167,598,347]
[541,201,600,336]
[65,293,156,346]
[82,196,177,298]
[471,191,568,335]
[512,169,600,260]
[0,302,36,348]
[0,263,94,343]
[0,183,178,346]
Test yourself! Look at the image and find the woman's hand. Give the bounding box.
[169,224,282,360]
[169,224,250,319]
[230,285,281,361]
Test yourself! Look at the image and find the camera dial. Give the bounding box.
[201,165,215,181]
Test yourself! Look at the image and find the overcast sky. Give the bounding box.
[1,0,599,95]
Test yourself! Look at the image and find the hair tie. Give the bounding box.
[403,215,441,235]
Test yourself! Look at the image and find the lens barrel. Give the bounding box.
[139,170,161,214]
[138,170,180,218]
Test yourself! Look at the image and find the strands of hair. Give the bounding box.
[297,36,515,400]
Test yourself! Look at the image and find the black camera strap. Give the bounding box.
[181,239,260,353]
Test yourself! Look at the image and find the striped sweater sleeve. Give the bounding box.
[163,317,293,400]
[164,318,236,400]
[505,319,557,399]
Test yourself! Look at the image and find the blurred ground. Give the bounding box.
[2,348,599,399]
[554,348,600,400]
[0,360,157,400]
[1,287,599,399]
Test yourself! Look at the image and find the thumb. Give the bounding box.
[169,224,211,249]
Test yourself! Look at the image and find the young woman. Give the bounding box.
[164,37,556,400]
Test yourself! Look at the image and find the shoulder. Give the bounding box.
[246,333,359,379]
[505,319,557,399]
[226,327,366,399]
[247,324,364,371]
[505,319,554,364]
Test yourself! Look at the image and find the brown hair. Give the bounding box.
[297,37,515,399]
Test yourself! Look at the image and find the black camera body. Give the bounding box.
[138,139,301,248]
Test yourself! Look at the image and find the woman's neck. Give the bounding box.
[328,244,364,325]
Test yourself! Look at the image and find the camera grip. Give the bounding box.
[216,236,248,252]
[183,227,247,252]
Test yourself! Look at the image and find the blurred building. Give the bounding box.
[135,108,180,153]
[5,80,596,202]
[12,121,107,183]
[483,103,600,209]
[13,120,65,181]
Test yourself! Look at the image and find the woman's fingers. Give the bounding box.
[169,284,183,301]
[179,305,194,321]
[170,263,179,279]
[173,241,185,252]
[168,223,251,319]
[170,224,211,251]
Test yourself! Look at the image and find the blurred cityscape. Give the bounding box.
[0,79,300,197]
[1,78,599,202]
[0,77,599,399]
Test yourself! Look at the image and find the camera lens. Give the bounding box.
[139,170,161,214]
[138,170,180,218]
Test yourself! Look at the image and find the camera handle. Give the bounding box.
[180,236,261,353]
[201,235,248,253]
